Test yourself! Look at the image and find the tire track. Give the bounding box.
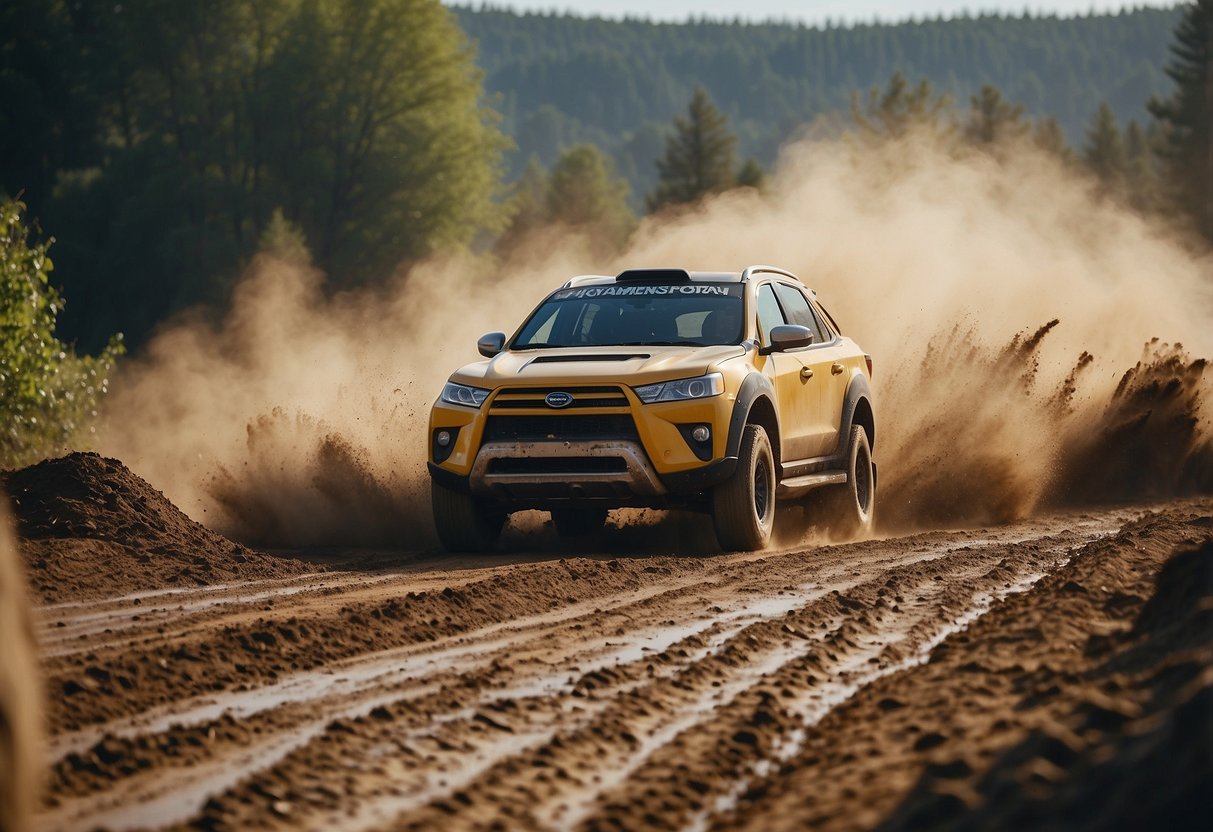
[35,515,1125,831]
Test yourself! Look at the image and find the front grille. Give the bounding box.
[483,415,639,443]
[487,457,628,475]
[490,385,629,410]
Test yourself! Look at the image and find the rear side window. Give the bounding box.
[756,284,786,344]
[814,301,843,336]
[773,284,827,344]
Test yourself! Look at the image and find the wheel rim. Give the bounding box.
[854,444,872,514]
[753,456,770,521]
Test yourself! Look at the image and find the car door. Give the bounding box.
[757,283,816,462]
[773,283,846,458]
[807,299,853,457]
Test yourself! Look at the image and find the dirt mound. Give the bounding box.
[1,453,318,604]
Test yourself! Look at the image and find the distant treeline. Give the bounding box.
[454,4,1182,197]
[2,0,1210,468]
[0,1,1200,358]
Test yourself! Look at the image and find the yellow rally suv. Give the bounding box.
[427,266,876,552]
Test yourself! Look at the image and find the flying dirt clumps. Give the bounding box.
[878,323,1213,531]
[1,453,317,604]
[1053,340,1213,505]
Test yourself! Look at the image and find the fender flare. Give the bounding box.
[725,372,780,459]
[838,373,876,452]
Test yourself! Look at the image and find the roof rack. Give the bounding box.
[562,274,613,288]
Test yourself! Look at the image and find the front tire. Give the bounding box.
[431,481,505,552]
[712,424,776,552]
[817,425,875,540]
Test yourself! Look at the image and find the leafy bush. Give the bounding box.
[0,196,123,468]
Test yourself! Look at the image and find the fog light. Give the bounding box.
[691,425,711,443]
[436,430,452,447]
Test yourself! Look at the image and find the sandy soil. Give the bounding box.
[11,456,1209,830]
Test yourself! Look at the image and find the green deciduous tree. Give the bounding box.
[496,148,635,256]
[0,1,103,221]
[647,88,739,212]
[0,197,123,467]
[547,144,635,251]
[265,0,506,281]
[1148,0,1213,240]
[27,0,506,350]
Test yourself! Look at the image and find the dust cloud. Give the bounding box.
[97,131,1213,545]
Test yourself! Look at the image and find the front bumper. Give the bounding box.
[469,440,667,499]
[427,452,737,503]
[427,381,738,505]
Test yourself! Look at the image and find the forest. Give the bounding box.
[454,4,1183,193]
[1,0,1210,465]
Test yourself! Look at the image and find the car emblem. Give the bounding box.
[545,391,573,408]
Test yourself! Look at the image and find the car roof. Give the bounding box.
[562,265,807,289]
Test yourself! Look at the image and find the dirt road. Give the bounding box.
[30,490,1212,831]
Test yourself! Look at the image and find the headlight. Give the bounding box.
[441,381,490,408]
[633,372,724,404]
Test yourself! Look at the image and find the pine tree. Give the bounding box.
[1124,120,1159,211]
[1083,102,1129,192]
[258,208,312,267]
[1033,116,1075,163]
[851,71,953,138]
[1148,0,1213,240]
[647,88,738,212]
[736,158,766,190]
[964,84,1028,147]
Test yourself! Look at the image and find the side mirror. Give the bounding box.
[760,324,814,355]
[477,331,506,358]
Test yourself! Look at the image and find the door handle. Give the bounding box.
[800,366,814,380]
[831,362,845,375]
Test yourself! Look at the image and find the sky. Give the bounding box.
[452,1,1175,25]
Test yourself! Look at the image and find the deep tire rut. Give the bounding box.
[37,513,1137,831]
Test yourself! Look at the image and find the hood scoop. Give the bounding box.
[528,353,650,364]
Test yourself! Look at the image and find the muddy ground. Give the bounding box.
[8,454,1212,830]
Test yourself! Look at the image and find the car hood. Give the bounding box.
[450,344,747,388]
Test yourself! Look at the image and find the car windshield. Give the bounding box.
[512,283,745,349]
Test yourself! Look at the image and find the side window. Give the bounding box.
[814,301,842,337]
[774,284,827,344]
[756,284,786,344]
